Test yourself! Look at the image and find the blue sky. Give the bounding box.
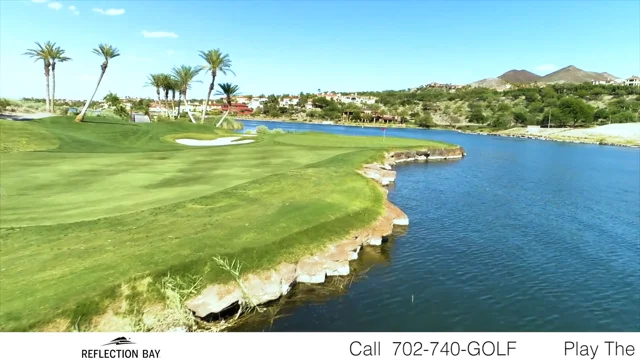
[0,0,638,101]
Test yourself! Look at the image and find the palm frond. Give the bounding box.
[199,49,235,76]
[92,44,121,60]
[214,82,241,97]
[23,41,56,63]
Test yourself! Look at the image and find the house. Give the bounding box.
[338,93,377,105]
[249,97,267,109]
[591,79,618,85]
[279,96,299,107]
[317,92,340,101]
[235,96,252,105]
[149,103,169,116]
[218,103,253,115]
[625,76,640,86]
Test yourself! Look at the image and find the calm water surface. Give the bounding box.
[236,120,640,331]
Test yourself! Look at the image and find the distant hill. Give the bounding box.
[588,71,618,80]
[541,65,617,84]
[466,65,620,89]
[498,69,542,84]
[468,77,510,90]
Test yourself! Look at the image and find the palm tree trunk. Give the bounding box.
[201,76,216,124]
[177,91,182,116]
[216,110,230,127]
[184,90,196,124]
[170,91,176,118]
[155,89,162,122]
[51,63,56,113]
[75,70,105,122]
[164,91,170,118]
[44,63,51,113]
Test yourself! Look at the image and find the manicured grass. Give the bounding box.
[0,116,455,331]
[0,120,60,153]
[273,132,456,149]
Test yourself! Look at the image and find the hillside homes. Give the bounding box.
[316,92,377,105]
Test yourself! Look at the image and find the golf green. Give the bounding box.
[0,116,455,331]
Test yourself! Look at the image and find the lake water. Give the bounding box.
[236,120,640,332]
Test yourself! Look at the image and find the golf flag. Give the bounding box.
[382,127,386,141]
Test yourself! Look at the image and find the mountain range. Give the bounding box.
[469,65,621,89]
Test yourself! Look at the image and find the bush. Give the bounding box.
[414,112,434,128]
[0,98,12,112]
[612,111,636,123]
[468,109,486,123]
[218,118,244,130]
[272,128,285,134]
[256,125,270,135]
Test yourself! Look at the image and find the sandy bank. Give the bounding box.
[175,136,255,146]
[464,123,640,147]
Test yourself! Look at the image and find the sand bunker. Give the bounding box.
[175,137,255,146]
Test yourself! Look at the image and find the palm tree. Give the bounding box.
[214,82,240,127]
[168,78,178,117]
[145,74,163,117]
[23,41,56,113]
[49,46,71,113]
[199,49,235,123]
[75,44,120,122]
[171,65,202,122]
[157,73,173,118]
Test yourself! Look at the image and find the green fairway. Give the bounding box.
[0,116,454,331]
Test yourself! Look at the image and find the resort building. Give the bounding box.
[625,76,640,86]
[279,96,299,107]
[316,92,377,105]
[249,97,267,109]
[148,103,169,116]
[209,103,253,115]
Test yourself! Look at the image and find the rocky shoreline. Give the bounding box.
[185,146,466,325]
[460,130,639,148]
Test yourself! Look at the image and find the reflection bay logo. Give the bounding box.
[81,337,161,359]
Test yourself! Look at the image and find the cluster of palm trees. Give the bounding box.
[26,41,241,125]
[145,49,239,124]
[23,41,71,113]
[24,41,120,122]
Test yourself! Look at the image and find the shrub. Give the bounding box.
[256,125,270,135]
[272,128,285,134]
[414,112,434,128]
[218,118,244,130]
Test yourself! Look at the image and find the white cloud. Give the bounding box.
[142,31,178,39]
[48,2,62,10]
[68,5,79,15]
[32,0,49,3]
[167,50,175,56]
[534,64,559,73]
[92,8,125,16]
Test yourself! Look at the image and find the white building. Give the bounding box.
[279,96,299,107]
[318,92,377,105]
[625,76,640,86]
[249,97,267,109]
[235,96,252,105]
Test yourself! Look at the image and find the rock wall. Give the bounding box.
[186,147,466,320]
